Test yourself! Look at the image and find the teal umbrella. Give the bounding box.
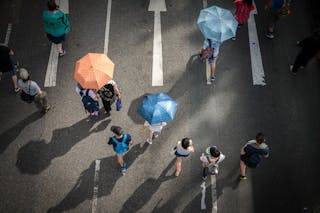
[197,6,238,43]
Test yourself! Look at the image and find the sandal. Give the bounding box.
[14,87,20,93]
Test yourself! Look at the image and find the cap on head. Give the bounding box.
[19,68,29,80]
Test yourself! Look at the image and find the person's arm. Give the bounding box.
[33,81,42,95]
[127,134,134,145]
[113,84,121,99]
[9,49,14,56]
[188,145,195,152]
[240,145,246,155]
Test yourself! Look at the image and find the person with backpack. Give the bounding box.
[174,138,194,177]
[18,68,51,113]
[199,38,221,82]
[232,0,255,40]
[76,84,99,116]
[108,126,133,175]
[42,0,70,57]
[97,80,121,117]
[239,132,270,180]
[264,0,292,39]
[290,31,320,75]
[0,45,19,92]
[200,146,225,180]
[141,121,167,144]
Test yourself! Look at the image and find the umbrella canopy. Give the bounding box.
[137,93,178,125]
[197,6,238,43]
[74,53,114,89]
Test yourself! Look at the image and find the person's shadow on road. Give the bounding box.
[0,111,43,154]
[16,117,111,174]
[119,159,176,213]
[46,143,149,213]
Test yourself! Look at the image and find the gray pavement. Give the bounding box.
[0,0,320,212]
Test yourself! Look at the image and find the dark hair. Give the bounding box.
[243,0,253,7]
[256,132,265,144]
[47,0,59,11]
[181,138,191,149]
[209,146,221,158]
[111,126,123,136]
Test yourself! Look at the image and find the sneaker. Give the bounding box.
[175,171,180,177]
[202,176,207,180]
[210,75,216,82]
[146,138,152,144]
[290,65,297,75]
[14,87,20,93]
[59,50,66,57]
[265,31,274,39]
[120,167,127,174]
[232,37,236,41]
[239,175,247,180]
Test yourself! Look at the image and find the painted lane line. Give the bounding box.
[44,0,69,87]
[248,3,266,86]
[44,44,59,87]
[104,0,112,54]
[201,182,206,210]
[4,23,12,46]
[211,175,217,213]
[91,160,101,213]
[148,0,166,86]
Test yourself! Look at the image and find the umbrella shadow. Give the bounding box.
[119,159,176,213]
[47,143,149,213]
[0,112,44,154]
[16,117,110,174]
[127,93,151,124]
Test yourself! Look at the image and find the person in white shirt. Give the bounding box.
[174,138,194,177]
[142,120,167,144]
[200,146,225,180]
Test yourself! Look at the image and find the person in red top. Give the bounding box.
[233,0,255,40]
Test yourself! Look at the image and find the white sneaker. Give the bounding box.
[146,138,152,144]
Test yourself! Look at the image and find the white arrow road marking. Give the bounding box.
[44,0,69,87]
[91,160,101,213]
[104,0,112,54]
[248,3,266,86]
[4,23,12,46]
[211,175,217,213]
[201,181,206,210]
[148,0,166,86]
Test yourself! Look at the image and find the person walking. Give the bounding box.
[174,138,194,177]
[239,132,270,180]
[264,0,293,39]
[76,84,99,117]
[18,68,51,113]
[42,0,70,57]
[108,126,133,175]
[200,146,225,180]
[199,38,221,82]
[290,31,320,75]
[0,45,19,92]
[142,121,167,144]
[233,0,255,40]
[97,80,121,117]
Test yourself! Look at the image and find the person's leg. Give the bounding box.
[11,75,18,91]
[240,160,247,179]
[117,155,124,167]
[147,130,153,144]
[202,167,208,179]
[57,43,63,53]
[34,95,43,111]
[266,11,279,39]
[210,57,217,81]
[291,52,309,74]
[175,157,182,176]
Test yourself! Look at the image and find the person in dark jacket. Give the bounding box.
[290,31,320,75]
[97,80,121,117]
[239,132,270,180]
[0,45,19,92]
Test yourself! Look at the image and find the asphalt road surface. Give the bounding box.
[0,0,320,212]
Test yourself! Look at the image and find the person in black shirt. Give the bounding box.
[0,45,19,92]
[290,30,320,75]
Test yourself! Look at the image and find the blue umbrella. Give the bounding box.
[197,6,238,43]
[137,93,178,125]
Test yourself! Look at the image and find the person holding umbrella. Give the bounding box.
[200,38,221,82]
[141,121,167,144]
[98,79,121,117]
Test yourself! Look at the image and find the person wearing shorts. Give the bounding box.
[201,39,221,82]
[174,138,194,177]
[200,146,225,180]
[142,120,167,144]
[108,126,133,174]
[0,45,19,92]
[42,0,70,57]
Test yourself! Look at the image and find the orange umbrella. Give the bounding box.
[74,53,114,89]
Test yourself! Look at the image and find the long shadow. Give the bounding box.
[47,143,149,213]
[16,117,110,174]
[119,159,176,213]
[127,93,150,124]
[0,111,43,154]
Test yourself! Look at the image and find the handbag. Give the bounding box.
[20,83,35,103]
[116,99,122,111]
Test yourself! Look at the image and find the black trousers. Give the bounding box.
[292,52,314,73]
[101,99,113,113]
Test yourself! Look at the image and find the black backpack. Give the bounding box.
[99,84,115,101]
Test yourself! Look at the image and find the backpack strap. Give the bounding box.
[111,134,127,144]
